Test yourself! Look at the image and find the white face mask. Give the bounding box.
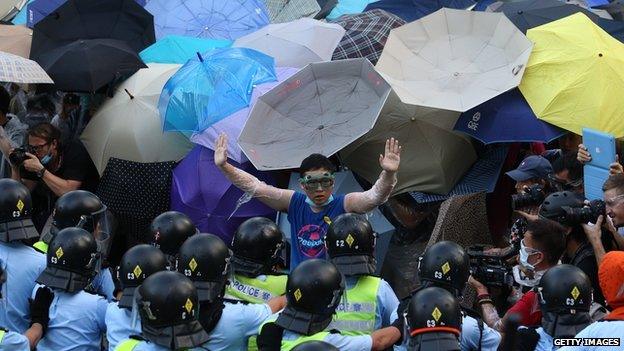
[513,265,546,287]
[519,238,542,271]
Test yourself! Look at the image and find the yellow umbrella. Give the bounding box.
[519,13,624,137]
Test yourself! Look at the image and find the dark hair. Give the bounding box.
[602,174,624,194]
[0,86,10,115]
[28,123,61,144]
[526,218,566,265]
[552,151,583,182]
[299,154,336,175]
[26,94,56,115]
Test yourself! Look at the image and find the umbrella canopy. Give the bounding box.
[454,89,565,144]
[340,92,477,195]
[9,0,31,25]
[170,145,277,243]
[330,9,405,65]
[263,0,321,23]
[519,13,624,137]
[364,0,475,22]
[190,66,299,164]
[81,63,192,175]
[35,38,146,92]
[1,0,26,21]
[277,171,395,273]
[595,1,624,21]
[488,0,599,32]
[0,50,52,84]
[145,0,270,40]
[410,146,508,203]
[238,58,391,171]
[326,0,379,20]
[375,8,533,112]
[30,0,155,61]
[316,0,339,18]
[233,18,345,68]
[563,0,613,19]
[139,35,232,64]
[26,0,150,28]
[159,47,276,132]
[0,24,31,58]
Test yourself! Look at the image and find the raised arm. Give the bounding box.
[215,133,293,212]
[345,138,400,213]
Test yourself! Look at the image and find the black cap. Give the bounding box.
[537,264,592,313]
[137,271,209,349]
[325,213,376,276]
[407,287,462,351]
[36,227,99,292]
[118,244,167,309]
[150,211,197,256]
[0,179,39,242]
[231,217,284,277]
[418,241,470,296]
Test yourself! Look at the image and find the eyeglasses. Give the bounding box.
[520,239,540,255]
[299,173,335,191]
[27,142,50,154]
[605,194,624,207]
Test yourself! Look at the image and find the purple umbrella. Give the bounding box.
[170,145,277,243]
[190,66,299,164]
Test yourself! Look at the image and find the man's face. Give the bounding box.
[522,231,545,268]
[604,188,624,227]
[300,169,334,207]
[551,170,583,193]
[27,135,57,160]
[515,179,540,194]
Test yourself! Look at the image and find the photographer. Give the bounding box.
[507,155,552,217]
[550,151,584,194]
[468,219,566,332]
[10,123,99,231]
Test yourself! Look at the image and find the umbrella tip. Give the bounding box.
[196,52,204,62]
[124,89,134,99]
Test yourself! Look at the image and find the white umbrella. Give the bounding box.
[375,8,533,112]
[81,63,192,175]
[0,0,26,21]
[233,18,345,68]
[0,50,52,84]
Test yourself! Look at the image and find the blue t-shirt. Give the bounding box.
[287,192,346,269]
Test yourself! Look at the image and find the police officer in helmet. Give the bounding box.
[226,217,287,304]
[406,287,463,351]
[324,213,400,335]
[34,227,108,351]
[149,211,197,269]
[177,233,285,351]
[291,340,339,351]
[516,264,593,351]
[402,241,501,351]
[257,259,403,351]
[105,245,167,351]
[116,271,209,350]
[0,179,47,333]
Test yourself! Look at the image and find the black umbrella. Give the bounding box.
[492,0,599,32]
[36,38,146,92]
[30,0,155,60]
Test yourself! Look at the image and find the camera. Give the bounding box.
[8,147,28,166]
[511,184,545,210]
[563,200,606,226]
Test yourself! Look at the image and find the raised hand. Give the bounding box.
[379,138,401,173]
[214,133,229,168]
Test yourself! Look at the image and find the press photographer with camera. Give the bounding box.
[9,123,99,231]
[506,155,552,215]
[468,219,567,332]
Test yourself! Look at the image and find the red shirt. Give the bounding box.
[507,290,542,327]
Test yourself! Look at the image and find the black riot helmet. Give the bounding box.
[231,217,284,277]
[325,213,376,276]
[276,259,345,336]
[538,191,584,226]
[36,227,99,292]
[136,271,209,349]
[537,264,593,338]
[418,241,470,296]
[0,178,39,242]
[118,244,167,309]
[149,211,198,256]
[291,341,340,351]
[407,287,462,351]
[178,233,231,303]
[46,190,107,241]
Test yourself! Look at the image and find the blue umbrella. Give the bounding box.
[26,0,147,28]
[145,0,270,40]
[472,0,495,11]
[326,0,379,20]
[454,89,565,145]
[140,35,232,64]
[158,47,276,132]
[10,0,33,25]
[364,0,475,22]
[410,146,508,203]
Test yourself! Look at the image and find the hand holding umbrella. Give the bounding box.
[379,137,401,173]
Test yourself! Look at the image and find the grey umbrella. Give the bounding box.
[238,58,391,171]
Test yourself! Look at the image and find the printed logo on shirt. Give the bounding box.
[296,224,326,258]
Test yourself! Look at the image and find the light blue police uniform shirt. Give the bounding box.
[461,315,501,351]
[89,267,115,301]
[533,327,556,351]
[0,330,29,350]
[558,321,624,351]
[0,242,46,333]
[282,329,373,351]
[106,302,141,351]
[33,285,108,351]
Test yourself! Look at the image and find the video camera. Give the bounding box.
[511,184,546,210]
[467,218,526,288]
